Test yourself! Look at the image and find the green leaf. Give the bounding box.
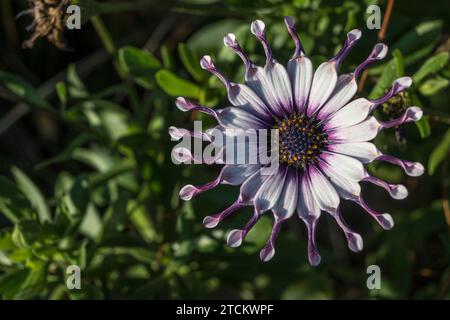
[392,20,442,57]
[160,45,174,69]
[79,204,102,240]
[0,269,30,299]
[0,177,33,223]
[178,43,205,82]
[413,52,449,83]
[0,71,52,110]
[35,134,90,170]
[81,100,129,141]
[119,46,161,89]
[67,64,88,99]
[415,117,431,138]
[155,70,201,98]
[369,57,400,99]
[56,81,68,107]
[11,167,51,223]
[392,50,405,77]
[129,202,157,242]
[419,76,449,96]
[428,128,450,175]
[370,20,443,75]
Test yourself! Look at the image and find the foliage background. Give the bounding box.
[0,0,449,299]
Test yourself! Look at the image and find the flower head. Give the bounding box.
[170,17,424,265]
[19,0,69,49]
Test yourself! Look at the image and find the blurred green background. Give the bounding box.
[0,0,449,299]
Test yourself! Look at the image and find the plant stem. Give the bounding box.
[358,0,395,92]
[90,16,143,121]
[378,0,395,41]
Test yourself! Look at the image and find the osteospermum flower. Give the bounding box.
[169,17,424,265]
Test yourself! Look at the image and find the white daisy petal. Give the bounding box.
[272,171,298,219]
[217,106,268,130]
[318,159,361,199]
[239,170,268,204]
[246,66,285,117]
[265,61,294,115]
[320,152,366,181]
[222,164,262,185]
[307,166,340,212]
[297,173,321,218]
[287,56,313,113]
[328,116,382,142]
[317,74,357,120]
[306,61,338,117]
[327,142,382,163]
[255,167,288,213]
[324,98,372,130]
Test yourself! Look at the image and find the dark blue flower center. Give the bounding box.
[276,112,328,168]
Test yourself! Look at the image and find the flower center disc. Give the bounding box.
[276,113,328,169]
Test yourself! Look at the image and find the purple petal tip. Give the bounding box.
[175,97,189,111]
[348,29,362,42]
[259,244,275,262]
[223,33,237,47]
[250,20,265,37]
[227,229,244,248]
[378,213,394,230]
[284,16,294,28]
[393,76,413,92]
[406,107,423,122]
[309,250,321,266]
[406,161,425,177]
[200,55,214,70]
[372,43,388,59]
[203,215,220,229]
[347,233,364,252]
[390,184,408,200]
[179,185,196,201]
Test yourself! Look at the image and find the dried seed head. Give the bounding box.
[20,0,70,49]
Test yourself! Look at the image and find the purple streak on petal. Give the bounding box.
[284,16,305,58]
[333,208,363,252]
[169,126,211,142]
[250,20,274,66]
[354,43,388,79]
[355,196,394,230]
[380,107,423,129]
[260,215,285,262]
[369,77,412,110]
[301,215,321,266]
[179,167,228,200]
[375,154,425,177]
[332,29,362,68]
[223,33,254,77]
[203,200,247,229]
[227,209,261,247]
[200,55,231,88]
[175,97,218,120]
[362,175,408,200]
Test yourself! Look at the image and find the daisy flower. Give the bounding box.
[169,17,424,265]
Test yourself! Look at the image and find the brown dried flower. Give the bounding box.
[19,0,70,49]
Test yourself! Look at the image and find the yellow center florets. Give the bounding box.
[275,112,328,169]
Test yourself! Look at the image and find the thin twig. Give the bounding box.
[378,0,395,41]
[358,0,395,92]
[443,158,450,229]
